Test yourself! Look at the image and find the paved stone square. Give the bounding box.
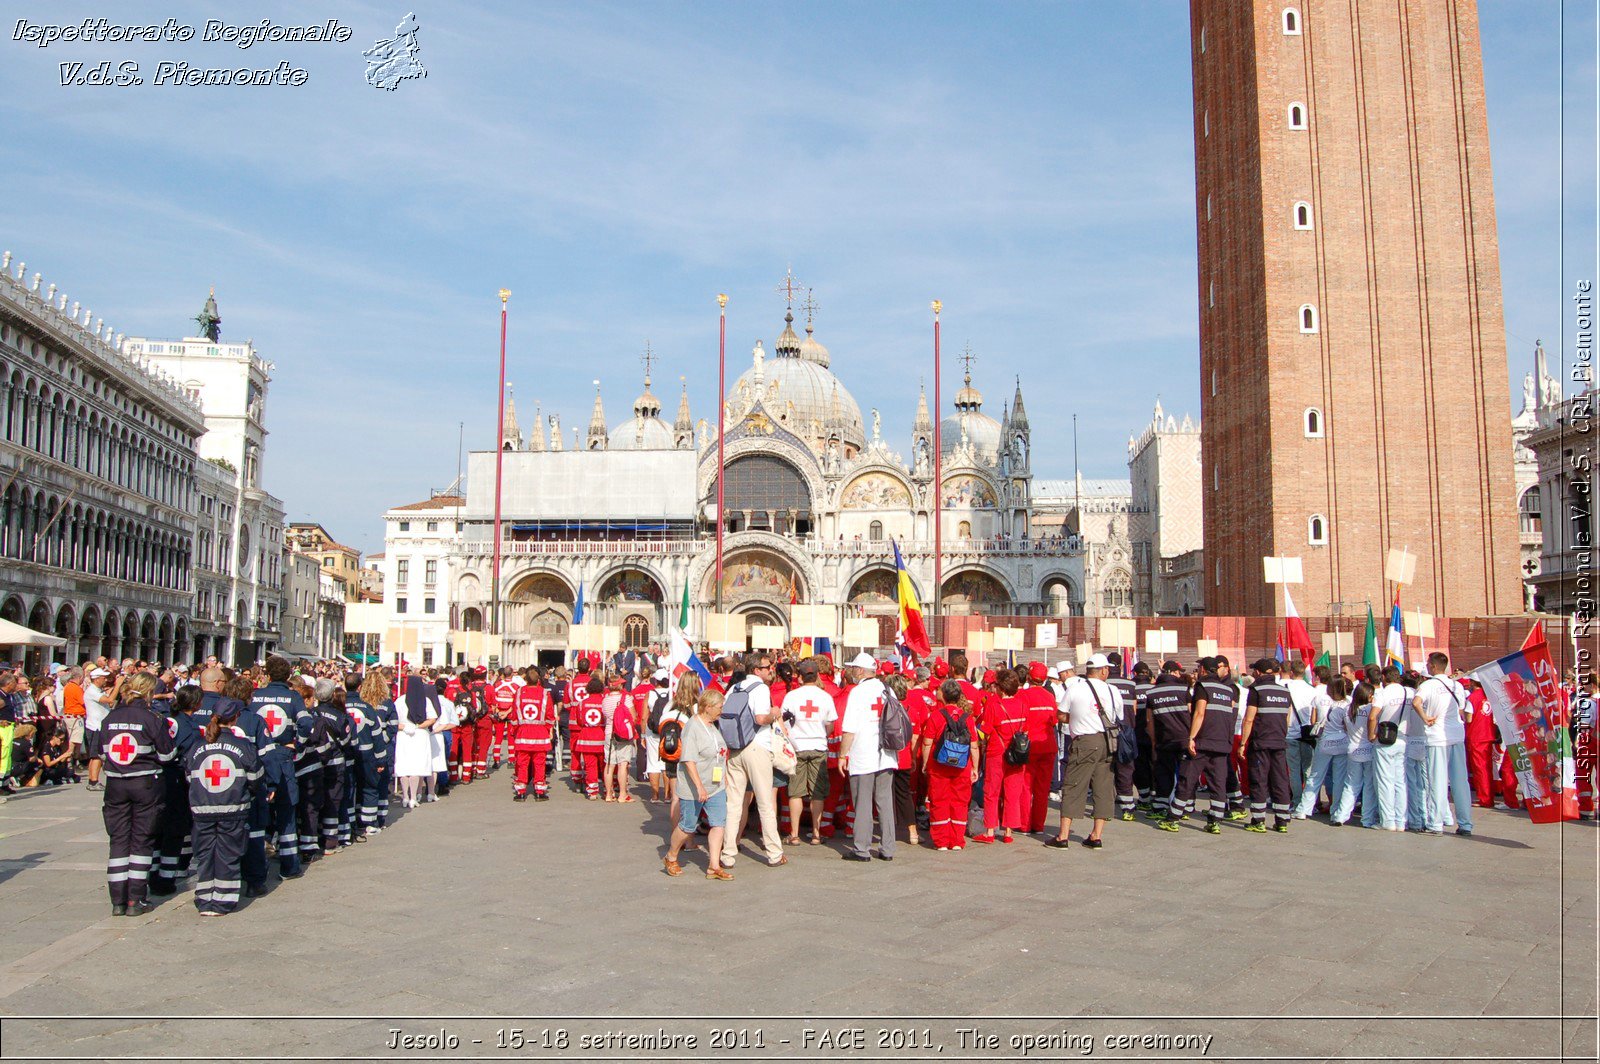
[0,772,1592,1063]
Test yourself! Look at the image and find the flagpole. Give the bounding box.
[491,288,510,637]
[715,293,728,614]
[931,299,943,624]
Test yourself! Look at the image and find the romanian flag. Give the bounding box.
[892,539,931,659]
[1385,595,1407,670]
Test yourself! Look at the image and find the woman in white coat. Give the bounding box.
[393,675,439,809]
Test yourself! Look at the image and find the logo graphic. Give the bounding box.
[199,754,235,794]
[364,12,426,90]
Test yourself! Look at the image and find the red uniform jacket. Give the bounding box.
[573,693,608,752]
[512,686,555,749]
[1020,684,1059,755]
[490,681,517,720]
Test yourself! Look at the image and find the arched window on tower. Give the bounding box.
[868,520,884,542]
[1304,407,1324,438]
[1283,7,1302,35]
[1299,304,1319,333]
[1293,201,1313,229]
[1308,514,1328,545]
[1288,102,1307,129]
[1520,486,1542,535]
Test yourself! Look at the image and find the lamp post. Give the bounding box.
[491,288,509,636]
[715,293,728,613]
[931,299,943,621]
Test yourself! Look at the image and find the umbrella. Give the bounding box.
[0,617,66,647]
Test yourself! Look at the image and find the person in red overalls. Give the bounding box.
[821,660,852,839]
[444,671,480,785]
[511,668,555,801]
[919,678,981,851]
[563,661,594,793]
[1020,661,1060,833]
[485,667,516,776]
[1462,677,1497,808]
[571,675,607,800]
[975,670,1030,844]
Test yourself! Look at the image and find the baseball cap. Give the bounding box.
[848,652,876,670]
[878,660,898,677]
[932,659,951,679]
[651,667,669,683]
[90,667,110,678]
[1027,661,1048,683]
[982,669,997,685]
[1084,653,1112,670]
[1054,660,1075,673]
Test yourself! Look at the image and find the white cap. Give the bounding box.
[1085,653,1112,670]
[90,667,110,677]
[1054,660,1076,673]
[848,652,877,670]
[651,668,669,684]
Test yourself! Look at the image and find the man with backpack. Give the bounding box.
[717,653,785,869]
[642,669,673,804]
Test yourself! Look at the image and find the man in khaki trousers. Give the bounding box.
[719,653,786,869]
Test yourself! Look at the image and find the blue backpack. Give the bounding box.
[933,708,972,769]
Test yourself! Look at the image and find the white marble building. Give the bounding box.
[130,293,288,663]
[380,493,466,667]
[439,300,1087,666]
[0,253,206,666]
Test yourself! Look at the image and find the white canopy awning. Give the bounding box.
[0,617,66,647]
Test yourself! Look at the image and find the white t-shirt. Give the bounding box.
[84,682,112,730]
[1372,684,1410,754]
[1414,675,1467,746]
[1318,696,1351,755]
[781,685,837,753]
[1286,678,1319,729]
[841,678,896,775]
[1060,677,1124,738]
[1346,697,1374,762]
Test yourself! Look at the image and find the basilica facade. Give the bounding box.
[442,303,1088,665]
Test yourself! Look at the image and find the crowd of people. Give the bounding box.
[0,643,1593,907]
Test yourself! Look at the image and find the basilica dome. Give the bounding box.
[940,370,1002,462]
[609,379,675,450]
[730,311,865,455]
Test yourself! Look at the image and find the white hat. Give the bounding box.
[847,652,877,671]
[1054,660,1076,673]
[90,667,110,678]
[651,667,669,684]
[1084,653,1112,670]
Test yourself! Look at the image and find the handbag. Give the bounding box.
[1087,681,1127,762]
[770,725,798,774]
[1375,698,1404,746]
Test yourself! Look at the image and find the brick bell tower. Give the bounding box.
[1191,0,1522,618]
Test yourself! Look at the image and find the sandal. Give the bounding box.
[808,834,822,845]
[785,836,802,846]
[603,796,617,803]
[663,858,683,877]
[618,796,637,804]
[706,868,735,881]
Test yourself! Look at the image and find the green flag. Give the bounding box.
[677,582,690,631]
[1361,605,1379,665]
[1314,651,1331,668]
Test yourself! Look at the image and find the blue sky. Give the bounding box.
[1,1,1593,556]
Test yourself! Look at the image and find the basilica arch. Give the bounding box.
[940,567,1013,615]
[845,565,911,615]
[504,570,577,646]
[1038,572,1082,617]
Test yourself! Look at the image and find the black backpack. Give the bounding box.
[878,689,913,754]
[658,717,683,762]
[1003,723,1031,766]
[647,692,669,734]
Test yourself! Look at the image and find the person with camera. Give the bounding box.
[1049,653,1123,849]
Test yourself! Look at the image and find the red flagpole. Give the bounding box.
[931,299,943,624]
[715,293,728,613]
[492,288,510,636]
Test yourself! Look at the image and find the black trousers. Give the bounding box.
[1133,738,1154,802]
[103,775,163,906]
[191,815,247,913]
[1248,745,1292,824]
[319,760,345,849]
[153,774,192,889]
[295,767,323,861]
[1153,743,1185,815]
[1172,750,1231,820]
[892,768,915,835]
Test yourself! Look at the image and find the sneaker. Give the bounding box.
[513,794,527,802]
[110,903,127,916]
[1423,829,1444,836]
[199,910,223,918]
[1455,827,1473,836]
[1272,823,1289,834]
[841,852,872,862]
[1120,812,1135,822]
[1293,812,1309,820]
[1204,821,1222,835]
[1225,810,1247,821]
[1081,837,1103,850]
[1156,819,1181,832]
[1245,822,1268,833]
